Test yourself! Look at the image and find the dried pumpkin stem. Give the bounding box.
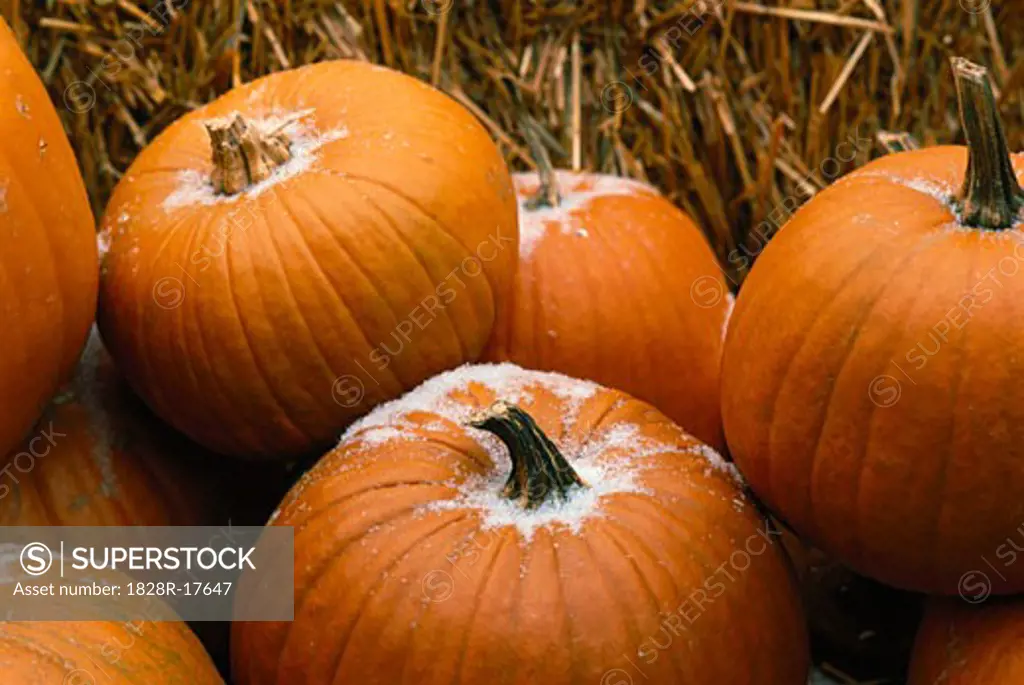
[205,114,292,195]
[952,57,1024,230]
[520,114,561,210]
[468,401,585,510]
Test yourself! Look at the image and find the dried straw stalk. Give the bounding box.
[4,0,1021,286]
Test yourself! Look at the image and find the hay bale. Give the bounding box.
[6,0,1021,284]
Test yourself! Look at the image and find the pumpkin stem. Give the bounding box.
[520,114,561,210]
[951,57,1024,230]
[205,114,293,195]
[468,401,585,510]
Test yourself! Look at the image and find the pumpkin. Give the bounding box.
[0,619,223,684]
[0,17,98,457]
[97,60,518,459]
[231,364,808,684]
[0,547,223,684]
[908,597,1024,684]
[0,327,220,526]
[482,168,731,448]
[721,58,1024,593]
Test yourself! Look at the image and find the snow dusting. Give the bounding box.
[851,169,1024,232]
[513,171,658,259]
[429,422,655,540]
[343,363,601,458]
[860,170,955,205]
[14,95,29,118]
[162,109,349,210]
[96,230,110,259]
[721,291,736,342]
[338,363,736,539]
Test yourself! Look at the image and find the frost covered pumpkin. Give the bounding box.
[722,58,1024,593]
[97,60,518,459]
[483,169,731,448]
[0,17,98,457]
[909,598,1024,684]
[0,328,218,526]
[232,365,808,685]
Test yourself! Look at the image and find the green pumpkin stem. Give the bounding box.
[468,401,585,510]
[519,114,561,210]
[952,57,1024,230]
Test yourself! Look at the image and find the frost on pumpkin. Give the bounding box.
[308,363,741,540]
[721,291,736,343]
[838,167,1024,234]
[429,420,656,541]
[161,109,350,210]
[343,362,602,451]
[96,230,111,259]
[850,170,956,207]
[513,171,658,259]
[14,95,29,118]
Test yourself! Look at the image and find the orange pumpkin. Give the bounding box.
[483,170,731,448]
[0,547,223,684]
[721,58,1024,593]
[0,17,98,456]
[0,327,219,526]
[98,61,518,459]
[0,619,223,684]
[909,598,1024,684]
[232,364,808,684]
